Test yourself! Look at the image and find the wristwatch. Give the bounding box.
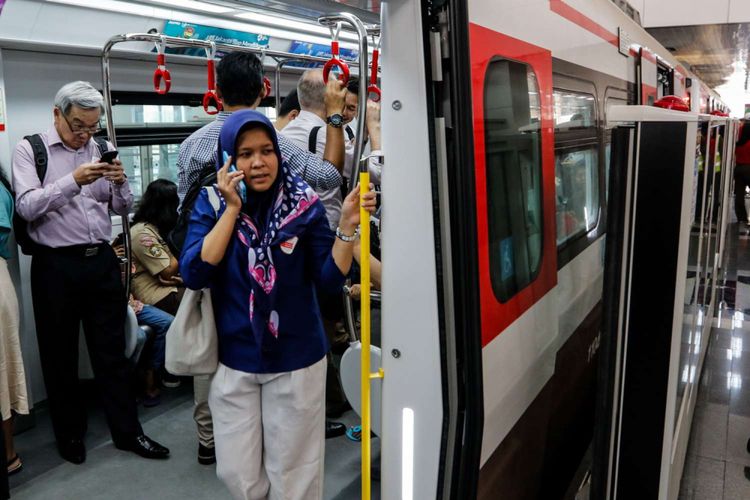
[326,113,344,128]
[336,225,358,242]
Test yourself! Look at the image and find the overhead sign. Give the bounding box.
[162,20,270,56]
[286,41,358,68]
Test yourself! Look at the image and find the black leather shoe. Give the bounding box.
[326,420,346,439]
[198,443,216,465]
[115,434,170,459]
[58,438,86,464]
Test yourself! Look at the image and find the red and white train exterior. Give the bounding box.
[378,0,727,499]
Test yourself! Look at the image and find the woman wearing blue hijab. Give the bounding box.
[181,110,375,500]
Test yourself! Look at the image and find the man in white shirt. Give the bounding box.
[281,69,382,229]
[281,69,385,425]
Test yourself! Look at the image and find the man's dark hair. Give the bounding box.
[279,89,300,118]
[346,76,360,95]
[133,179,179,237]
[216,52,264,107]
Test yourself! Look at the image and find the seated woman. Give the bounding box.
[130,179,183,316]
[181,110,375,500]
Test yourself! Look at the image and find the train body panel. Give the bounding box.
[0,1,733,498]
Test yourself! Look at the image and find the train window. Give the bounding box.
[119,144,180,199]
[111,103,213,127]
[105,97,277,201]
[483,58,543,303]
[553,91,596,129]
[555,147,599,245]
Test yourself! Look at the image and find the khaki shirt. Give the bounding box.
[130,222,176,305]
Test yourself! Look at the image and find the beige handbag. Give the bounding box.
[165,187,221,376]
[165,287,218,375]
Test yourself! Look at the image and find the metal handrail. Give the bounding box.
[100,30,371,297]
[318,13,369,192]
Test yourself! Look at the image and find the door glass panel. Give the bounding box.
[484,58,543,302]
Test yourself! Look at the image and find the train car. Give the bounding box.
[378,0,731,499]
[0,0,732,499]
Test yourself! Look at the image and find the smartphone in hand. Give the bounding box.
[100,150,118,164]
[223,151,247,203]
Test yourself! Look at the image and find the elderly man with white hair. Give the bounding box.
[11,81,169,464]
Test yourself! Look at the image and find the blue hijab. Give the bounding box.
[217,110,322,340]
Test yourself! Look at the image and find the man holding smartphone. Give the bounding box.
[11,81,169,465]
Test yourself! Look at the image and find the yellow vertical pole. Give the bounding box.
[359,172,371,500]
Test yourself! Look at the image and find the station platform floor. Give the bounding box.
[680,222,750,500]
[7,374,378,499]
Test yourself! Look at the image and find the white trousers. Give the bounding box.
[209,358,326,500]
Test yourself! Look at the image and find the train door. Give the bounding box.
[637,47,658,105]
[465,21,559,499]
[592,105,702,500]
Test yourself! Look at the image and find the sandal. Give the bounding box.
[345,425,362,442]
[7,454,23,476]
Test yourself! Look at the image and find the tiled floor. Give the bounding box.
[681,223,750,499]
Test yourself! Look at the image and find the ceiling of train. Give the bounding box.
[207,0,379,22]
[647,23,750,92]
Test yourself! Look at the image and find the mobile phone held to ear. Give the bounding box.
[223,151,247,203]
[100,150,119,164]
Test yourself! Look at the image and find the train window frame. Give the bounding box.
[99,91,277,201]
[552,83,603,263]
[554,143,601,247]
[482,56,545,304]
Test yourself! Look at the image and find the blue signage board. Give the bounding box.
[286,41,358,68]
[162,20,270,57]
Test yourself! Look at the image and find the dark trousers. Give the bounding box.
[735,164,750,223]
[31,244,142,445]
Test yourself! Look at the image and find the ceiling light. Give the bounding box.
[234,11,359,42]
[150,0,235,14]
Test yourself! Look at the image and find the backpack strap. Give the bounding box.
[205,186,221,218]
[93,137,109,156]
[308,126,321,155]
[23,134,48,184]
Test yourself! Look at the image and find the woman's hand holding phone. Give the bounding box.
[223,151,247,204]
[217,154,244,210]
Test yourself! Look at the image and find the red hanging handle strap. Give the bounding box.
[367,46,381,102]
[153,40,171,95]
[263,76,272,98]
[322,23,350,85]
[203,45,223,115]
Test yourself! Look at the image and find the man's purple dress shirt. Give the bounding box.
[12,127,132,247]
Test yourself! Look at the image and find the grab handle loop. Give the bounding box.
[367,35,381,102]
[263,76,272,98]
[323,22,350,85]
[202,43,223,115]
[152,38,171,95]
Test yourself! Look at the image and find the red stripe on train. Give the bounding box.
[549,0,619,48]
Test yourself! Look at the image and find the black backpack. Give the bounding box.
[13,134,108,255]
[167,163,217,257]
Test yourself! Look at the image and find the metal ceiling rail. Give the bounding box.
[100,29,372,299]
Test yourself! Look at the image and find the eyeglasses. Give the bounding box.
[58,108,102,135]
